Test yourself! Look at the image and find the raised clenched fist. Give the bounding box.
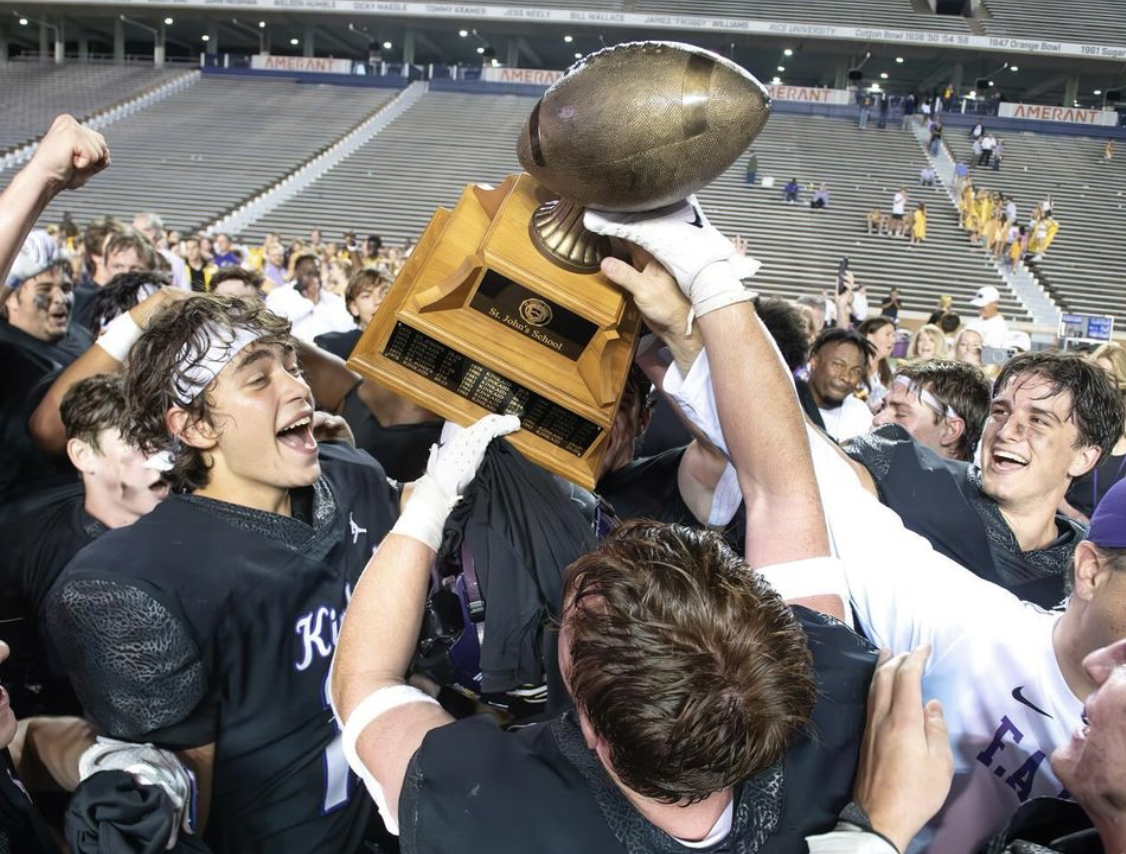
[28,114,110,192]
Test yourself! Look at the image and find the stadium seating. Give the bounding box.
[944,129,1126,330]
[633,0,971,31]
[981,0,1126,47]
[696,112,1028,321]
[244,90,1026,322]
[239,91,532,246]
[0,60,189,153]
[465,0,971,31]
[470,0,625,7]
[20,76,396,234]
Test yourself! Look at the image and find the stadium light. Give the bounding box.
[771,76,781,84]
[259,21,266,28]
[201,34,210,42]
[880,72,889,79]
[783,48,793,56]
[491,58,499,66]
[458,29,468,37]
[18,17,28,25]
[574,52,582,59]
[289,37,299,45]
[895,56,904,63]
[382,40,392,49]
[1094,89,1102,95]
[777,65,785,72]
[1010,65,1018,72]
[989,81,995,87]
[164,17,173,25]
[477,46,485,54]
[564,35,573,43]
[968,90,977,98]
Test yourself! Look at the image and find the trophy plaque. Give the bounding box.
[347,173,641,489]
[348,42,770,488]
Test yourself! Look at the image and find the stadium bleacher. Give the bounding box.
[461,0,971,31]
[698,113,1027,321]
[0,60,190,153]
[944,128,1126,330]
[244,90,1026,323]
[16,76,397,234]
[239,90,531,246]
[634,0,971,32]
[981,0,1126,47]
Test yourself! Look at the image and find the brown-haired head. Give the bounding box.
[344,268,386,304]
[995,351,1124,463]
[561,520,815,805]
[123,295,293,491]
[61,374,128,452]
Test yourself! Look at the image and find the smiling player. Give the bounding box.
[847,352,1122,606]
[46,295,400,853]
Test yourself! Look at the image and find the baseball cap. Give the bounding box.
[971,285,1001,308]
[1088,479,1126,549]
[6,230,60,289]
[1004,330,1032,352]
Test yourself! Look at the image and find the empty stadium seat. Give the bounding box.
[633,0,971,31]
[981,0,1126,47]
[239,91,532,246]
[245,90,1026,323]
[0,60,190,153]
[14,76,397,234]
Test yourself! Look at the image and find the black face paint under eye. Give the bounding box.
[33,293,52,311]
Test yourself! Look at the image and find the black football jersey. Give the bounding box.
[0,749,58,854]
[847,424,1083,608]
[47,444,398,854]
[598,447,746,555]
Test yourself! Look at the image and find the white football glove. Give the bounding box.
[584,197,760,322]
[390,414,521,550]
[78,736,196,849]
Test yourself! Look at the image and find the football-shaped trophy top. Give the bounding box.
[517,41,772,214]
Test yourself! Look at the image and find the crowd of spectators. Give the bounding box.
[958,183,1060,265]
[2,112,1126,854]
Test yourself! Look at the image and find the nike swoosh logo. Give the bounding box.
[1012,686,1052,719]
[688,207,704,228]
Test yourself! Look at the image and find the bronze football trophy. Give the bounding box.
[348,42,770,488]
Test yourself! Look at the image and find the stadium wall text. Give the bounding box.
[250,54,353,72]
[16,0,1126,63]
[997,103,1120,126]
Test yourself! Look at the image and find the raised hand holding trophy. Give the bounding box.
[348,42,770,488]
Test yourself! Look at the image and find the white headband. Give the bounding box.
[173,322,262,406]
[894,375,959,420]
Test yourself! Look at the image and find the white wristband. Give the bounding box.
[688,260,757,322]
[390,475,455,552]
[95,312,144,363]
[339,685,440,836]
[757,556,852,625]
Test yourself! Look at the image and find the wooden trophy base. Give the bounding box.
[347,173,642,490]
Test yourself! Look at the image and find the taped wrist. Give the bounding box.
[390,475,454,551]
[339,685,440,836]
[96,312,144,362]
[687,260,757,324]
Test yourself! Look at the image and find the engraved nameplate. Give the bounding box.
[383,322,603,457]
[468,270,597,361]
